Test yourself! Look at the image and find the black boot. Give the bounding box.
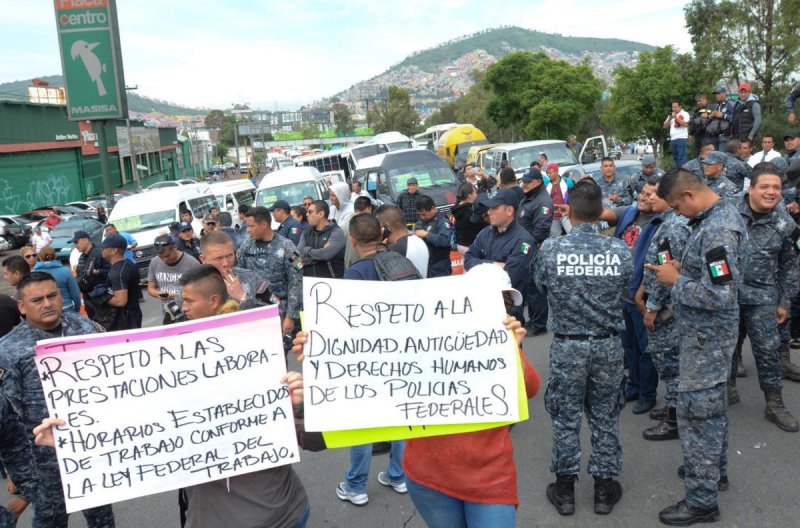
[778,343,800,382]
[643,407,679,441]
[764,390,799,432]
[546,474,576,515]
[593,476,622,514]
[659,501,720,525]
[649,406,667,420]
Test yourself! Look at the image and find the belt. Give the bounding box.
[554,331,618,341]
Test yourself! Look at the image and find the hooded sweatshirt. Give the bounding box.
[329,182,354,227]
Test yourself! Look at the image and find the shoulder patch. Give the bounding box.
[520,242,532,255]
[705,246,733,285]
[541,206,551,216]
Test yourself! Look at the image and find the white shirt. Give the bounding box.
[748,149,782,168]
[31,231,52,253]
[669,110,691,141]
[405,234,430,279]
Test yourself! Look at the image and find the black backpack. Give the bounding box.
[369,248,421,281]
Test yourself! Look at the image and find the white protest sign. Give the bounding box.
[34,305,299,513]
[302,274,519,432]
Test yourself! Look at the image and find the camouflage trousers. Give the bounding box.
[33,446,115,528]
[545,335,625,478]
[648,317,680,408]
[677,382,729,509]
[731,304,782,392]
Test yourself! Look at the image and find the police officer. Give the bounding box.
[465,188,535,325]
[700,151,740,197]
[0,272,116,527]
[237,206,301,337]
[200,231,271,310]
[271,200,303,247]
[73,229,110,320]
[727,164,799,432]
[0,359,37,525]
[533,180,632,516]
[720,144,751,190]
[646,169,746,526]
[413,195,453,278]
[625,155,664,203]
[682,144,715,179]
[639,178,691,441]
[516,168,553,335]
[593,157,631,206]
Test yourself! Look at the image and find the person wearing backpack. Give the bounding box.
[335,214,411,506]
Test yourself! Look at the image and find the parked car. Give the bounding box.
[0,215,33,248]
[582,159,642,184]
[609,147,622,160]
[20,205,93,223]
[48,217,104,263]
[208,165,226,176]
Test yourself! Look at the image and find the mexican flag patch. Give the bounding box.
[520,242,532,255]
[541,206,551,215]
[709,260,729,278]
[290,227,299,235]
[657,250,672,264]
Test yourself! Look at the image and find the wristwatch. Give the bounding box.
[645,308,657,314]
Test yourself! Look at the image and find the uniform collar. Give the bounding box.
[571,223,600,234]
[688,199,722,226]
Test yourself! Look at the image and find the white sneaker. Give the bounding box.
[377,471,408,494]
[336,482,368,506]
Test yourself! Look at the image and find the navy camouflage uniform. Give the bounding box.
[625,168,665,203]
[682,158,703,179]
[731,195,799,391]
[704,173,740,197]
[276,216,304,247]
[0,360,38,528]
[721,154,750,190]
[672,199,746,510]
[414,212,453,278]
[593,176,631,206]
[534,223,632,478]
[236,234,302,321]
[643,210,691,409]
[0,312,115,528]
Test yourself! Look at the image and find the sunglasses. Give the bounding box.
[205,221,217,226]
[154,242,173,250]
[23,254,36,259]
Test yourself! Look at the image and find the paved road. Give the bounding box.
[4,272,800,527]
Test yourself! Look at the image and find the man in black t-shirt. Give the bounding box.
[101,234,142,329]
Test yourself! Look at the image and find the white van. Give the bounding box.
[208,179,256,228]
[106,183,218,279]
[255,166,345,209]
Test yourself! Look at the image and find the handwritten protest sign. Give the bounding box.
[302,275,520,432]
[34,305,299,513]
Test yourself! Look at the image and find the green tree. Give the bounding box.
[684,0,800,113]
[331,103,353,136]
[300,122,319,140]
[204,109,226,129]
[371,86,419,136]
[602,47,699,160]
[454,70,507,142]
[484,52,602,141]
[424,101,459,128]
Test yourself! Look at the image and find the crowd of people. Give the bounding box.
[0,83,799,527]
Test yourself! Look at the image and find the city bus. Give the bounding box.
[413,123,457,151]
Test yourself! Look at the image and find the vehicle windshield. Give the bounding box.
[351,144,388,162]
[110,210,176,233]
[386,141,414,152]
[385,161,458,195]
[588,164,641,181]
[256,182,318,208]
[508,144,578,170]
[50,222,92,237]
[277,158,293,169]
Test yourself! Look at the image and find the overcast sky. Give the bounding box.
[1,0,692,111]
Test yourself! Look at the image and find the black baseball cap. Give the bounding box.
[784,130,799,140]
[271,200,291,212]
[154,234,174,252]
[179,221,193,232]
[484,188,521,210]
[67,230,90,243]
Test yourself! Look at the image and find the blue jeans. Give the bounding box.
[621,300,658,401]
[671,138,688,168]
[291,503,310,528]
[406,477,516,528]
[345,441,405,493]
